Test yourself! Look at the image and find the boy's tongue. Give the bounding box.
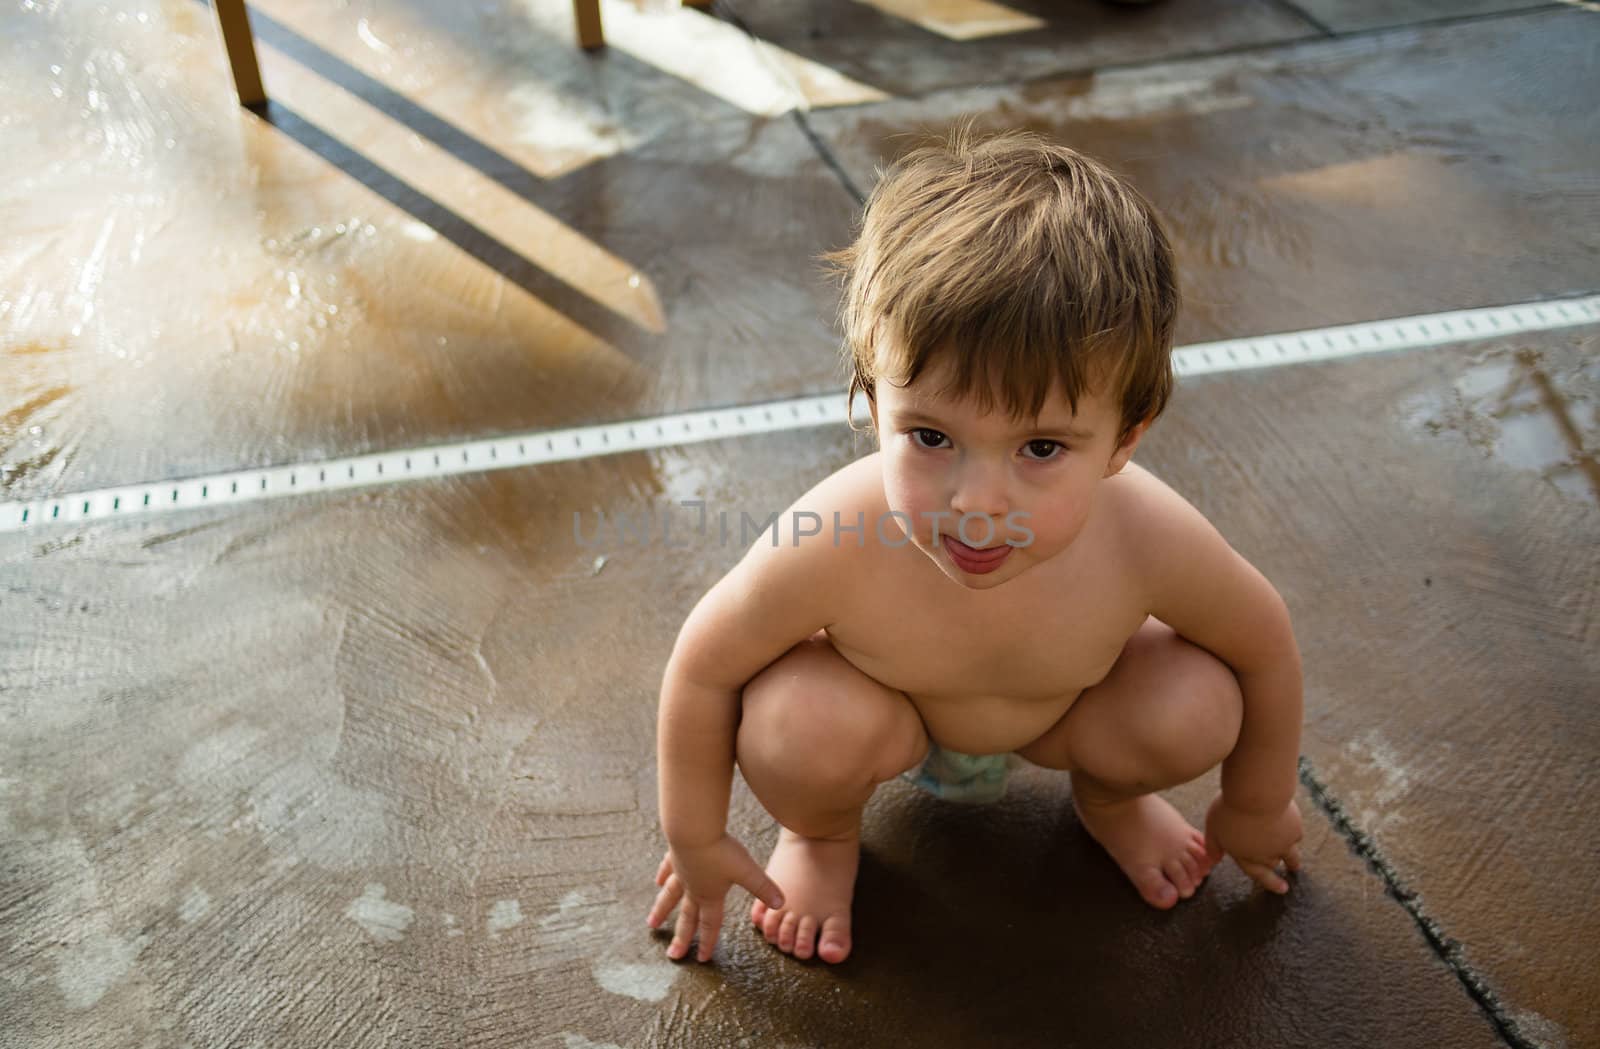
[945,535,1007,558]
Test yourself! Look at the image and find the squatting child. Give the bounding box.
[646,125,1304,965]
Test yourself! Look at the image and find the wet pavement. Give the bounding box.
[3,0,1598,1047]
[810,8,1600,340]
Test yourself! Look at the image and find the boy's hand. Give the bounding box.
[646,837,785,962]
[1204,794,1303,894]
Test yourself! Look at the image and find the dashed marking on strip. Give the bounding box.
[3,294,1597,534]
[1168,295,1597,378]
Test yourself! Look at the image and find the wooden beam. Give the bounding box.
[574,0,604,50]
[213,0,267,107]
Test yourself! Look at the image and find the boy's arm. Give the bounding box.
[1124,468,1302,814]
[658,506,850,846]
[650,525,842,963]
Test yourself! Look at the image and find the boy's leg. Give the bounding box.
[735,633,930,963]
[1015,616,1244,909]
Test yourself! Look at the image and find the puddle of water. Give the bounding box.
[1404,344,1600,505]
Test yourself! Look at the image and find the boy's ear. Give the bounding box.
[1103,419,1150,477]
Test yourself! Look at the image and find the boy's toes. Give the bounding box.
[1162,858,1194,898]
[817,915,852,964]
[794,916,818,960]
[762,908,784,944]
[751,900,767,927]
[1132,866,1180,909]
[777,912,800,953]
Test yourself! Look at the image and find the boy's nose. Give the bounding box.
[950,465,1010,521]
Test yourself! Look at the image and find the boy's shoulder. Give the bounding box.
[774,451,891,538]
[805,450,890,513]
[1101,461,1220,588]
[1104,460,1192,533]
[738,451,887,568]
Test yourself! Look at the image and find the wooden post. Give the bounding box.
[214,0,267,108]
[574,0,604,50]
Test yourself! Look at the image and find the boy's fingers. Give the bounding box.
[740,868,786,911]
[1239,859,1289,894]
[646,878,682,929]
[695,902,724,962]
[1285,844,1303,871]
[677,902,704,958]
[668,901,698,960]
[1203,829,1224,865]
[655,854,673,887]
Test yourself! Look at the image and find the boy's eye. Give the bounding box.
[909,428,950,450]
[1022,439,1063,461]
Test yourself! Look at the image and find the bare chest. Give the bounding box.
[827,541,1148,706]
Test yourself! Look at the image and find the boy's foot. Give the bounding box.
[749,827,859,963]
[1073,791,1213,909]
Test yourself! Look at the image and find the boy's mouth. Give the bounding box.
[941,535,1013,575]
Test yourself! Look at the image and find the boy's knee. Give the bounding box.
[738,640,923,785]
[1140,651,1243,780]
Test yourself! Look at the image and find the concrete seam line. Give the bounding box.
[2,293,1597,533]
[1297,756,1544,1049]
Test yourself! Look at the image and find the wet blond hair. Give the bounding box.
[822,121,1179,443]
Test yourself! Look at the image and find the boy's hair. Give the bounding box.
[821,121,1179,443]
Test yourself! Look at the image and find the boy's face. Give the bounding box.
[871,355,1147,590]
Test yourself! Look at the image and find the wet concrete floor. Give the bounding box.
[3,0,1598,1046]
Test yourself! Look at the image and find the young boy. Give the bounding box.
[645,126,1304,965]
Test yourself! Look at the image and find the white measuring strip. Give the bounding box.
[3,294,1597,534]
[1172,294,1598,376]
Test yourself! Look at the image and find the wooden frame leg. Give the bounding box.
[574,0,604,50]
[214,0,267,108]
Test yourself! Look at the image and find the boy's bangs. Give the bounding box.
[875,276,1134,424]
[829,125,1178,438]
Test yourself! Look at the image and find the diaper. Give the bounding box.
[900,743,1018,804]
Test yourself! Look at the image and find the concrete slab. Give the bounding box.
[808,7,1600,343]
[805,59,1600,1042]
[1136,326,1600,1046]
[0,0,857,501]
[1284,0,1562,34]
[2,425,1501,1048]
[254,0,892,120]
[244,0,811,175]
[721,0,1320,98]
[806,21,1600,1034]
[5,0,1598,1045]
